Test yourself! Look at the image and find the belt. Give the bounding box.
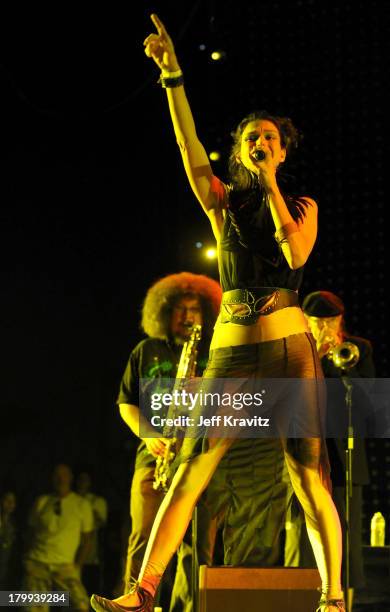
[220,287,299,325]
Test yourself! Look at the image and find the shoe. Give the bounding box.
[316,594,345,611]
[90,586,154,612]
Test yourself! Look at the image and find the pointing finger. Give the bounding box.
[151,13,168,38]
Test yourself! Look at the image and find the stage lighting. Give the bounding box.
[209,151,221,161]
[210,50,226,61]
[205,248,217,259]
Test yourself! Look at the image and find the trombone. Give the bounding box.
[329,341,360,369]
[320,327,360,369]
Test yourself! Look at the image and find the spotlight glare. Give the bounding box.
[195,241,203,248]
[209,150,221,161]
[210,50,226,61]
[205,247,217,259]
[198,43,206,51]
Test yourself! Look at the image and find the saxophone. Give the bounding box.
[153,324,202,492]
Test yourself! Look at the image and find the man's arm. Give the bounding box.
[93,497,108,529]
[24,497,44,552]
[75,531,93,568]
[119,402,168,457]
[74,497,94,569]
[119,402,153,438]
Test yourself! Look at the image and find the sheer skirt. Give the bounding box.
[179,332,330,484]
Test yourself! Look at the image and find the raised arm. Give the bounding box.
[143,13,225,239]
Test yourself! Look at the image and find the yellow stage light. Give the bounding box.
[205,248,217,259]
[210,50,226,61]
[209,151,221,161]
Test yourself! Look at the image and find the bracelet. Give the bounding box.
[161,69,183,78]
[274,222,299,245]
[158,74,184,88]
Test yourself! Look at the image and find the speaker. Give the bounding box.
[198,566,321,612]
[354,545,390,610]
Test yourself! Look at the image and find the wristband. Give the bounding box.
[158,74,184,88]
[161,69,183,78]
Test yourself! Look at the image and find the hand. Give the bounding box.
[142,436,169,457]
[317,326,339,359]
[143,13,180,73]
[251,152,278,192]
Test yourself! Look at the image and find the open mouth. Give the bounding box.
[251,149,266,161]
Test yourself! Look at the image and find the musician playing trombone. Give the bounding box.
[285,290,375,612]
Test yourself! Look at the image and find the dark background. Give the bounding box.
[1,0,389,547]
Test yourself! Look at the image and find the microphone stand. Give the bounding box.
[191,505,199,611]
[341,373,354,612]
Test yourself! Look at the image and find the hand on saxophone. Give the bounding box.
[143,436,170,457]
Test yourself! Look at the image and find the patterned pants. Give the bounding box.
[23,559,89,611]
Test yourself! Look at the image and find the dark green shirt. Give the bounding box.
[117,337,209,468]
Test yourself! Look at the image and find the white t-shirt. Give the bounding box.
[83,493,108,565]
[27,492,93,564]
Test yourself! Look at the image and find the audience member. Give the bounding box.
[23,463,93,611]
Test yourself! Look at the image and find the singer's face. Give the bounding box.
[170,295,203,343]
[239,119,286,169]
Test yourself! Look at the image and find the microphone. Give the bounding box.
[253,150,266,161]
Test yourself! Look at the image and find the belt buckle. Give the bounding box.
[254,290,279,314]
[245,290,256,307]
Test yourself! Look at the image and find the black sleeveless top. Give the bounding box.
[218,186,309,292]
